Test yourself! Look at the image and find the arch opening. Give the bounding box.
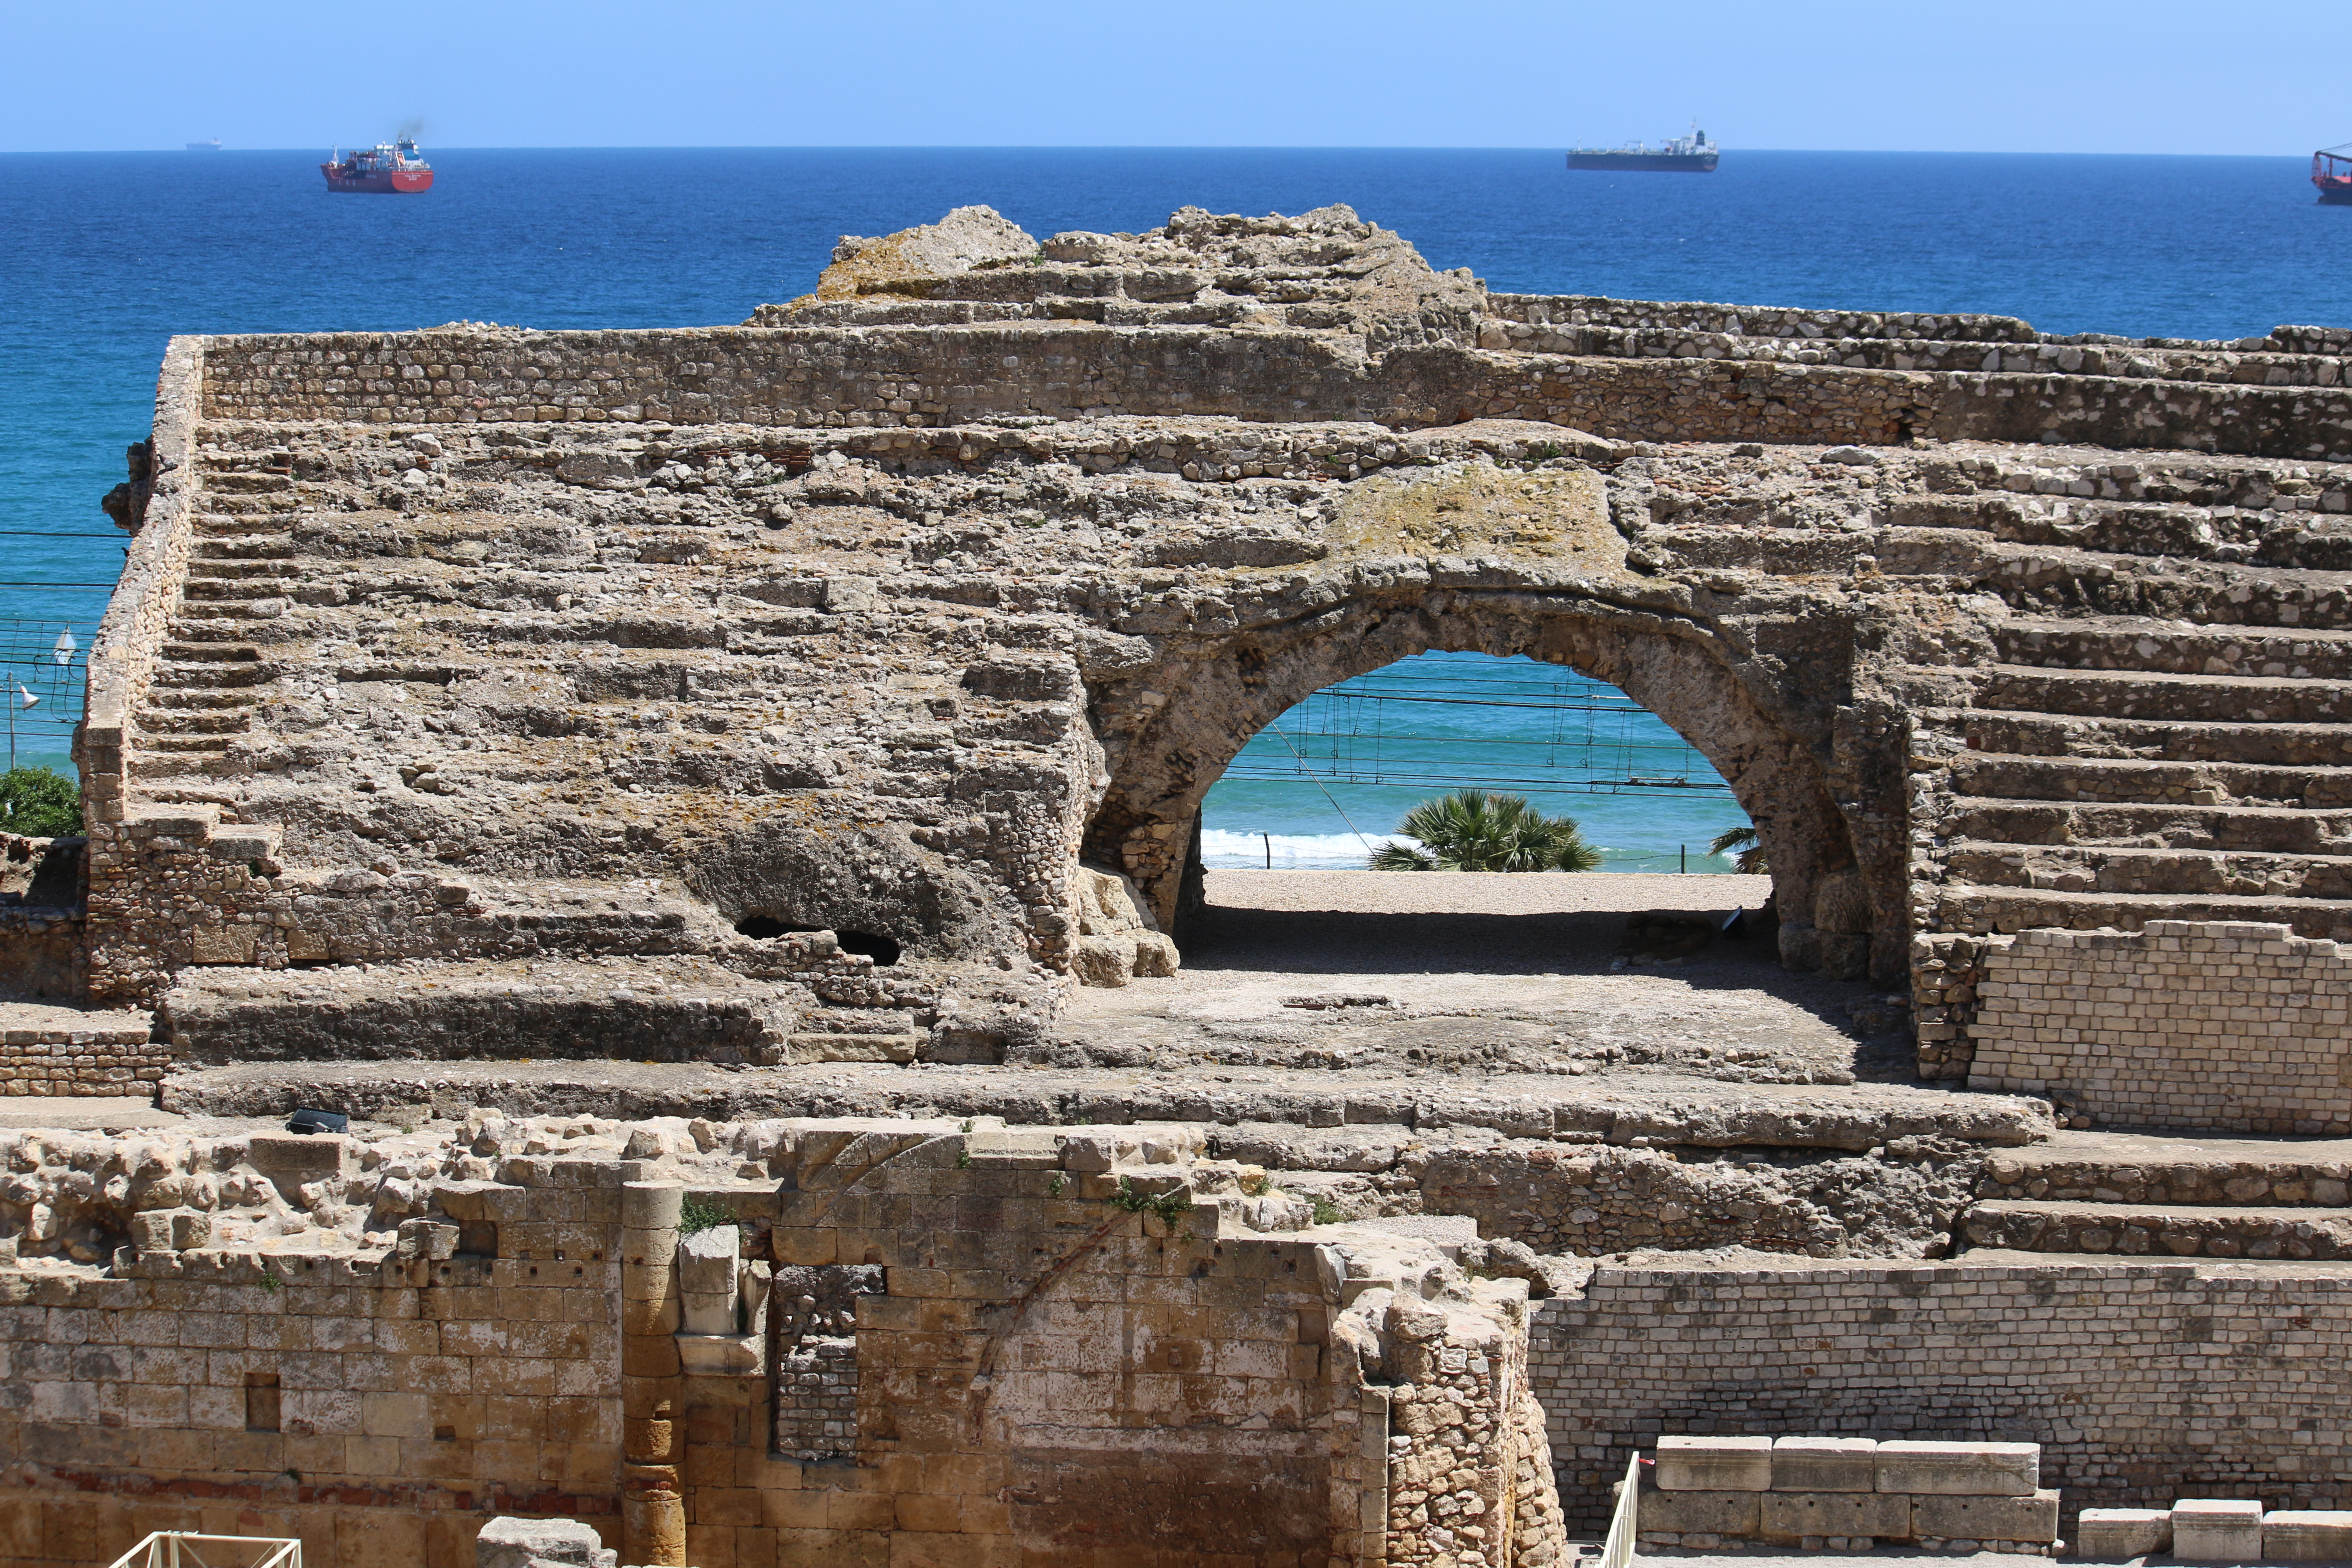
[1080,590,1892,988]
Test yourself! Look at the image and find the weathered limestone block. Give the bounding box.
[1874,1439,2038,1495]
[1641,1489,1761,1536]
[1911,1489,2060,1544]
[676,1222,740,1334]
[2171,1499,2264,1563]
[476,1517,616,1568]
[1771,1435,1878,1492]
[2261,1511,2352,1561]
[1760,1490,1913,1544]
[1657,1434,1773,1491]
[2075,1507,2172,1560]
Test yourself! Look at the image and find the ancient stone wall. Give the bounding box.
[1532,1256,2352,1537]
[64,202,2352,1086]
[1967,922,2352,1133]
[0,1115,1567,1568]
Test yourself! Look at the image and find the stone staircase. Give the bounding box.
[110,439,947,1062]
[1896,456,2352,948]
[126,450,300,784]
[1959,1131,2352,1261]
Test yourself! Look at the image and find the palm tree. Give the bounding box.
[1369,789,1602,872]
[1709,824,1769,875]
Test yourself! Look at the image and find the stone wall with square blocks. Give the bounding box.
[0,1115,1569,1568]
[1968,922,2352,1133]
[1531,1254,2352,1539]
[1638,1436,2060,1554]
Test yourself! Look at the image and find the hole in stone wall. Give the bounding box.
[733,916,901,966]
[772,1263,884,1462]
[244,1372,279,1433]
[735,915,798,939]
[835,931,900,966]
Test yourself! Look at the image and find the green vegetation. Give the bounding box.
[678,1193,733,1234]
[1709,824,1770,875]
[1108,1176,1194,1238]
[1368,788,1601,873]
[0,767,79,837]
[1306,1195,1349,1226]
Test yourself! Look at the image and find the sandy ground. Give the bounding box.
[1058,868,1912,1086]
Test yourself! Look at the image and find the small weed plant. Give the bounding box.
[678,1194,732,1234]
[1109,1176,1194,1240]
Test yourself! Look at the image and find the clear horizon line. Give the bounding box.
[0,142,2319,159]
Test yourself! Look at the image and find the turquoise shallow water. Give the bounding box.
[4,145,2347,825]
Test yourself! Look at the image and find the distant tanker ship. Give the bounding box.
[2314,144,2352,204]
[322,137,434,194]
[1567,126,1719,173]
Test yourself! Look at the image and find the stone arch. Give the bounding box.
[1081,585,1885,980]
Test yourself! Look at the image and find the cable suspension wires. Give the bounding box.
[1222,657,1735,799]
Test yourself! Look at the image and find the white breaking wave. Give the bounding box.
[1200,829,1412,869]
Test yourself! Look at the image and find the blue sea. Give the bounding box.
[6,147,2350,865]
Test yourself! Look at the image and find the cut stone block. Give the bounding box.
[1761,1491,1912,1544]
[1772,1436,1878,1493]
[1874,1440,2039,1496]
[2262,1512,2352,1562]
[674,1332,764,1376]
[1913,1489,2060,1544]
[2075,1507,2172,1560]
[1657,1435,1774,1492]
[1641,1489,1761,1536]
[2172,1499,2264,1564]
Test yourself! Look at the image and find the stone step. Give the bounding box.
[1948,752,2352,809]
[183,586,292,607]
[1992,617,2352,680]
[156,641,272,664]
[1944,842,2352,900]
[1979,1132,2352,1206]
[184,560,296,583]
[1930,882,2352,941]
[192,535,297,561]
[133,709,254,738]
[141,688,259,712]
[1943,796,2352,853]
[161,956,800,1067]
[130,735,233,757]
[149,659,279,689]
[1976,665,2352,725]
[1937,708,2352,769]
[1960,1198,2352,1260]
[193,511,297,536]
[201,472,292,494]
[1974,542,2352,630]
[202,495,297,517]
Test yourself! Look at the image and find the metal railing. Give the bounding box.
[106,1533,302,1568]
[1597,1449,1645,1568]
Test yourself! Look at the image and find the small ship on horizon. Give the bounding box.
[1567,125,1718,174]
[322,137,434,194]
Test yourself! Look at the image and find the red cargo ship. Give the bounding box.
[2313,144,2352,204]
[322,137,433,194]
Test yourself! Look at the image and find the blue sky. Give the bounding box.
[0,0,2336,156]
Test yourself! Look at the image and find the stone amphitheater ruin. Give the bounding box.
[3,201,2352,1567]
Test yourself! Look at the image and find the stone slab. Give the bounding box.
[1640,1488,1761,1537]
[1759,1491,1911,1544]
[1873,1440,2038,1496]
[2172,1499,2264,1564]
[1770,1436,1877,1493]
[1657,1435,1773,1493]
[1911,1489,2059,1545]
[2262,1511,2352,1562]
[2075,1507,2171,1560]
